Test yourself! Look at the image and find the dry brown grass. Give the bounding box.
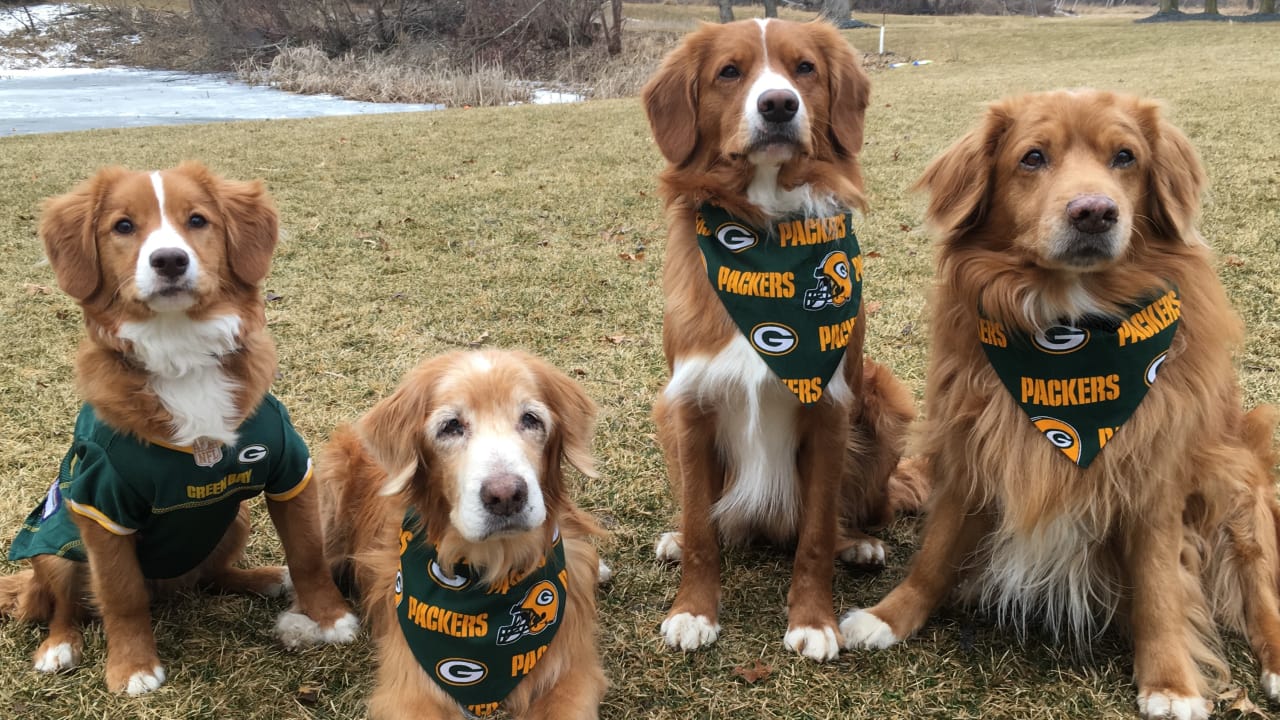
[0,10,1277,720]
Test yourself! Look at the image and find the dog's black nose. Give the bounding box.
[481,474,528,517]
[757,89,799,124]
[149,248,190,279]
[1066,194,1119,235]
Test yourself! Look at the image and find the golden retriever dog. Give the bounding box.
[642,19,925,662]
[318,350,607,719]
[0,162,356,693]
[841,89,1280,719]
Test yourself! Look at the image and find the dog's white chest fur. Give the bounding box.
[116,313,244,447]
[666,334,850,542]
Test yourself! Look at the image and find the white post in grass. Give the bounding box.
[879,25,885,54]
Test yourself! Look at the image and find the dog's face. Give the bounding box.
[359,351,597,545]
[917,90,1205,272]
[643,19,868,169]
[40,162,278,314]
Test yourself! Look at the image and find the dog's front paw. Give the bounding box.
[1262,670,1280,703]
[1137,688,1210,720]
[839,538,886,567]
[33,640,80,673]
[275,610,359,649]
[660,611,719,651]
[107,663,166,695]
[840,609,899,650]
[655,532,683,563]
[266,568,294,599]
[783,624,840,662]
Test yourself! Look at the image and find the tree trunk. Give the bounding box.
[821,0,853,22]
[1203,0,1217,13]
[718,0,735,22]
[1260,0,1274,13]
[763,0,779,17]
[606,0,623,55]
[1157,0,1178,12]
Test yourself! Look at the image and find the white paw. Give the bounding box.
[33,642,78,673]
[1263,670,1280,703]
[783,625,841,662]
[1137,689,1210,720]
[839,538,886,566]
[839,609,899,650]
[660,612,719,651]
[597,560,613,585]
[124,666,166,695]
[275,610,359,649]
[655,532,682,563]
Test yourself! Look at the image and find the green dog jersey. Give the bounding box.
[9,394,312,579]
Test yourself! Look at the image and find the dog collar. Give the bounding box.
[695,203,863,405]
[979,286,1181,468]
[395,511,568,718]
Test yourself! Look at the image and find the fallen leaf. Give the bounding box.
[1218,686,1264,716]
[899,223,911,232]
[604,334,630,345]
[265,291,283,302]
[618,251,646,261]
[571,368,587,377]
[1224,255,1246,268]
[901,322,914,336]
[732,660,772,684]
[866,250,882,259]
[865,300,883,316]
[468,331,490,348]
[23,283,52,295]
[295,685,320,706]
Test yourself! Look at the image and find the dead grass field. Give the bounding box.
[0,8,1277,720]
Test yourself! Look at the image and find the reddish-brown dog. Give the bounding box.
[0,163,356,694]
[842,90,1280,720]
[318,350,606,719]
[643,19,924,662]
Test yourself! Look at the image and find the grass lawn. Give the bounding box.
[0,7,1278,719]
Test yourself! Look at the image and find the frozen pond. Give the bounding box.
[0,67,444,137]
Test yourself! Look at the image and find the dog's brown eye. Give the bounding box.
[718,64,740,80]
[520,412,544,431]
[188,213,208,229]
[1019,150,1047,170]
[438,418,464,438]
[113,219,135,235]
[1111,149,1136,169]
[796,61,815,75]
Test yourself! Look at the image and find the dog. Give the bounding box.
[840,89,1280,720]
[0,162,357,694]
[317,349,607,719]
[641,18,925,662]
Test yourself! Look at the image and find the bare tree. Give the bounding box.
[1204,0,1218,12]
[763,0,779,17]
[718,0,734,22]
[1157,0,1179,11]
[1261,0,1274,12]
[821,0,853,22]
[604,0,622,55]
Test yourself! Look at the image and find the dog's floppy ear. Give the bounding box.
[823,25,870,160]
[913,101,1013,240]
[1135,100,1206,243]
[643,27,702,166]
[40,167,124,302]
[182,161,279,287]
[357,363,437,498]
[525,353,599,511]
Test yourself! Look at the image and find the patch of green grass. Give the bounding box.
[0,10,1277,720]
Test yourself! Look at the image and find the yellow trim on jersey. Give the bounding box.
[66,499,136,536]
[145,438,194,455]
[265,459,313,502]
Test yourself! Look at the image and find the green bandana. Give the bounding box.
[979,287,1181,468]
[395,511,568,718]
[696,203,863,405]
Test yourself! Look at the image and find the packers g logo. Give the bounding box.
[802,250,854,311]
[715,223,758,252]
[495,580,561,646]
[394,568,404,607]
[1032,416,1081,464]
[1032,325,1089,354]
[429,559,472,591]
[749,323,797,356]
[1145,351,1168,386]
[237,444,268,463]
[435,658,488,687]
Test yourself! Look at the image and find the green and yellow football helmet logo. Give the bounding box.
[495,579,560,646]
[1032,416,1081,465]
[803,250,854,311]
